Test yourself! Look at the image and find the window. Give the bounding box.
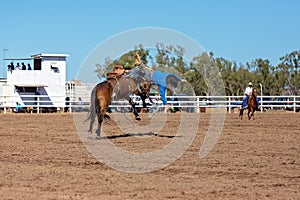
[34,58,42,70]
[51,63,60,73]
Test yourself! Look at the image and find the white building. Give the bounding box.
[65,80,95,111]
[0,53,68,111]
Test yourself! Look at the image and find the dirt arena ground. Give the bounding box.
[0,111,299,199]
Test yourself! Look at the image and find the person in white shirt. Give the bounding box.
[15,63,21,70]
[242,82,253,108]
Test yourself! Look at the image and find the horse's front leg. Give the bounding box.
[140,97,149,113]
[148,96,154,104]
[129,98,141,120]
[140,96,147,108]
[247,108,251,120]
[248,108,255,120]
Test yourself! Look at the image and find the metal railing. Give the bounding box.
[1,95,300,113]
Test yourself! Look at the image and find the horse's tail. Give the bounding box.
[86,86,99,132]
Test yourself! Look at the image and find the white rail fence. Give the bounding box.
[1,95,300,113]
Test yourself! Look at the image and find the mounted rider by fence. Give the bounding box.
[242,82,260,110]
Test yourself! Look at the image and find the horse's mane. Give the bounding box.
[248,88,257,108]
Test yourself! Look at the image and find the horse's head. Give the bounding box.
[106,73,120,88]
[252,88,258,97]
[139,81,151,99]
[106,72,119,79]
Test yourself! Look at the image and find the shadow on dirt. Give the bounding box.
[98,132,180,139]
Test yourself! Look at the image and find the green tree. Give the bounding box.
[94,44,150,78]
[215,58,241,96]
[113,44,149,69]
[247,59,275,95]
[93,43,299,97]
[95,57,113,79]
[153,43,188,75]
[187,52,220,96]
[278,50,300,95]
[234,65,252,96]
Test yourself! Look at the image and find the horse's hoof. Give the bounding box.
[136,116,141,121]
[96,130,100,137]
[96,135,101,140]
[104,114,111,120]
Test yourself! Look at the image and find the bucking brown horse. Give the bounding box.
[87,74,151,137]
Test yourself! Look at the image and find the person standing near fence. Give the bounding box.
[77,97,83,112]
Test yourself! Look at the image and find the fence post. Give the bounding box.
[293,96,296,113]
[197,97,200,113]
[69,101,72,113]
[259,83,263,113]
[228,97,231,113]
[37,96,40,114]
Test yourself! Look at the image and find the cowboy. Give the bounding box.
[130,52,186,111]
[242,82,253,109]
[129,66,186,111]
[152,71,184,110]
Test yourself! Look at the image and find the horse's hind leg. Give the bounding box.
[239,108,244,120]
[96,105,107,137]
[247,109,251,120]
[104,113,112,121]
[88,112,96,133]
[96,112,104,137]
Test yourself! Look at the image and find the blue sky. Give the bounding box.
[1,0,299,81]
